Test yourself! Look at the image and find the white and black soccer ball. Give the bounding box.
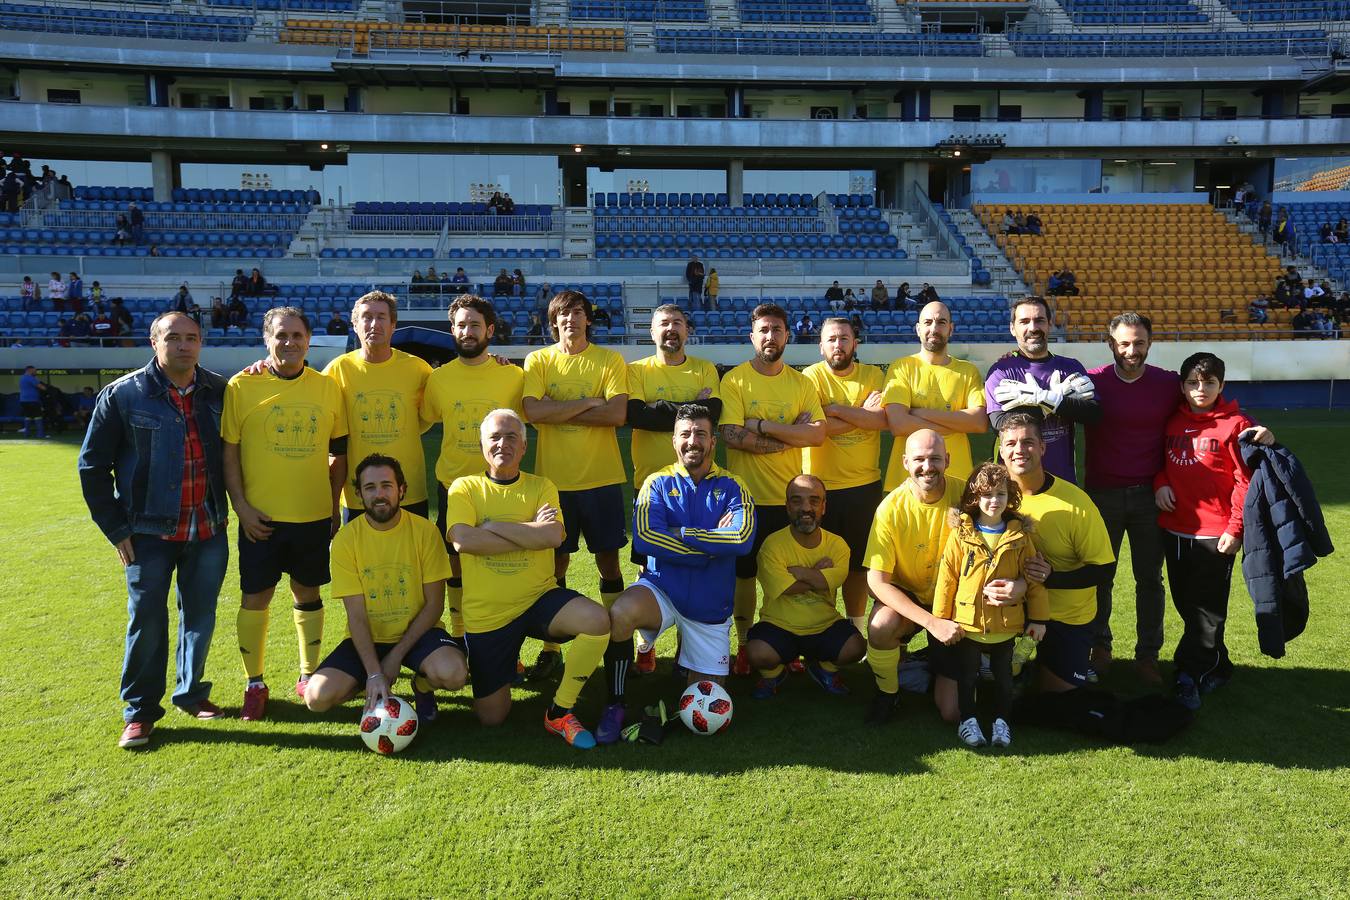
[678,680,733,735]
[359,696,418,755]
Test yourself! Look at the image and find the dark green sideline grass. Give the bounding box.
[0,412,1346,897]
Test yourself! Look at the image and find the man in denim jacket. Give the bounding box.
[79,311,230,749]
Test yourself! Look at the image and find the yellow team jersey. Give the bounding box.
[222,367,348,523]
[756,526,851,635]
[863,475,965,607]
[880,354,986,489]
[323,349,433,509]
[420,358,525,486]
[719,362,825,507]
[1017,474,1115,625]
[802,361,885,490]
[330,511,451,644]
[522,343,628,491]
[627,353,722,488]
[443,471,564,633]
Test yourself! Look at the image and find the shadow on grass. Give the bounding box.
[158,661,1348,774]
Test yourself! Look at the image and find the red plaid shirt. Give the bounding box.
[164,383,214,542]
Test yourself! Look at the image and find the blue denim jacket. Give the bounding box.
[78,359,229,543]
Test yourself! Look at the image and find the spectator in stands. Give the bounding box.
[186,302,204,329]
[842,288,858,311]
[500,194,515,215]
[1248,294,1270,325]
[685,254,705,307]
[226,296,248,330]
[1013,212,1029,234]
[75,386,96,430]
[705,268,719,310]
[895,282,914,310]
[18,365,45,437]
[53,175,72,202]
[1046,271,1063,295]
[525,311,544,344]
[850,313,865,341]
[495,315,513,344]
[426,266,440,287]
[326,311,350,336]
[1337,219,1349,244]
[0,171,20,213]
[1292,309,1318,338]
[90,311,116,347]
[1001,210,1016,234]
[492,268,514,297]
[1024,212,1042,236]
[451,267,469,285]
[69,313,92,344]
[128,201,145,244]
[113,214,132,246]
[1305,281,1327,306]
[512,268,526,298]
[57,316,73,347]
[534,281,552,314]
[1319,222,1336,244]
[1272,208,1293,255]
[825,280,845,311]
[66,272,84,313]
[410,269,426,294]
[230,269,248,300]
[917,283,940,305]
[439,270,452,289]
[245,268,271,297]
[210,297,227,330]
[870,280,889,311]
[593,305,612,329]
[793,311,817,343]
[90,280,103,305]
[20,275,38,311]
[487,191,503,214]
[48,272,67,312]
[173,283,193,313]
[110,298,134,340]
[1257,200,1272,238]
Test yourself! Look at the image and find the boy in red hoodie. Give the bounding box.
[1154,352,1257,710]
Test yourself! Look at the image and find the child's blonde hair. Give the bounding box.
[959,462,1023,523]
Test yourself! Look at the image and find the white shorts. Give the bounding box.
[633,578,732,677]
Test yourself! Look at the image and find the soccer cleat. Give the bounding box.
[177,699,223,720]
[1174,672,1202,711]
[864,689,900,726]
[752,671,788,700]
[412,680,438,723]
[990,718,1012,748]
[241,683,270,721]
[595,703,627,745]
[294,676,310,699]
[958,717,988,747]
[118,721,153,749]
[635,647,656,675]
[787,658,806,674]
[544,710,596,749]
[1010,635,1037,677]
[805,662,849,696]
[731,646,751,677]
[526,649,563,681]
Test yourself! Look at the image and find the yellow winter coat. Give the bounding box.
[932,513,1051,636]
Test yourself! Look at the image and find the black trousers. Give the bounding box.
[953,636,1015,721]
[1088,485,1166,661]
[1163,532,1237,684]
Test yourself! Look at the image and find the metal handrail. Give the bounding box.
[340,212,559,234]
[594,214,827,234]
[41,209,310,232]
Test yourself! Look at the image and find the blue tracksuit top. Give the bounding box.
[632,462,756,624]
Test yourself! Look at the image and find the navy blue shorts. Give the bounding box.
[316,627,465,681]
[1039,619,1094,687]
[747,619,859,664]
[464,587,583,699]
[238,518,331,594]
[819,480,883,571]
[735,504,789,579]
[558,484,627,555]
[344,499,429,525]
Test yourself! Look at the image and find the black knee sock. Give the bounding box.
[605,636,634,703]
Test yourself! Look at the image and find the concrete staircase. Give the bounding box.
[1190,0,1242,28]
[1026,0,1073,31]
[871,0,913,32]
[706,0,740,28]
[287,207,346,258]
[947,208,1029,296]
[563,206,595,259]
[982,33,1014,56]
[885,210,940,261]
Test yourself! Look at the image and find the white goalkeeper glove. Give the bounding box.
[1061,372,1095,401]
[993,373,1041,410]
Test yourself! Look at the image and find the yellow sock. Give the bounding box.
[868,643,901,694]
[540,641,562,654]
[412,674,432,693]
[553,632,607,709]
[446,580,465,638]
[237,607,270,680]
[733,578,758,645]
[293,606,325,677]
[760,664,785,679]
[819,660,839,673]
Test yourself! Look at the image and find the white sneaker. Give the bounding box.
[957,716,987,747]
[990,717,1011,747]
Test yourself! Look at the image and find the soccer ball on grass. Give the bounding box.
[359,696,418,755]
[678,680,733,735]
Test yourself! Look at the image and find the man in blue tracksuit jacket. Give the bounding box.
[593,402,756,744]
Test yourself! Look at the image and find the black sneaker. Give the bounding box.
[864,689,900,726]
[526,649,563,681]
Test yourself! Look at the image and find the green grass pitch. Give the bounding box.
[1,411,1347,897]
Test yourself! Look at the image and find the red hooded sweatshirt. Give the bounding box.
[1154,395,1254,539]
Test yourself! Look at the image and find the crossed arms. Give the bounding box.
[450,504,565,555]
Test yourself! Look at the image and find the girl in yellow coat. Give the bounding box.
[933,462,1050,748]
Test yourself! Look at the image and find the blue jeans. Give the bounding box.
[121,531,228,723]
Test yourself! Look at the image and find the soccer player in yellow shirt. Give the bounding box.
[421,294,525,638]
[625,303,722,672]
[863,429,1035,726]
[445,409,610,749]
[719,303,826,675]
[322,291,433,522]
[747,475,864,699]
[303,453,467,723]
[223,307,348,722]
[881,301,988,488]
[803,317,888,634]
[522,290,629,679]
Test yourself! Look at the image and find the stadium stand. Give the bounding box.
[1284,201,1350,283]
[1056,0,1208,25]
[347,203,555,232]
[655,29,983,55]
[737,0,874,26]
[279,21,625,53]
[1226,0,1347,23]
[1007,30,1331,57]
[320,248,562,259]
[976,203,1288,338]
[0,2,253,41]
[569,0,708,22]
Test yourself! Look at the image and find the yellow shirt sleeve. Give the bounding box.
[755,534,798,606]
[821,532,850,594]
[326,373,349,440]
[864,497,898,573]
[627,363,647,402]
[601,351,628,399]
[222,378,242,443]
[799,375,825,422]
[329,526,362,600]
[521,349,548,406]
[719,371,745,427]
[444,479,478,532]
[963,365,986,408]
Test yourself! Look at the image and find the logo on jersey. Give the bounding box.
[353,389,405,445]
[264,402,325,458]
[1165,433,1221,467]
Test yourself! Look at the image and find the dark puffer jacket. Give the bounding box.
[1239,440,1334,659]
